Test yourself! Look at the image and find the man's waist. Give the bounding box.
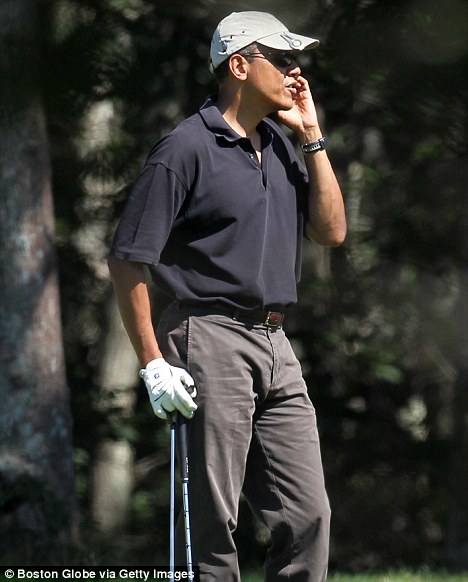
[176,301,287,328]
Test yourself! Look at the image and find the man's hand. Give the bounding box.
[277,75,320,139]
[139,358,198,420]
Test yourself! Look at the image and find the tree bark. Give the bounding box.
[90,295,138,536]
[0,0,78,560]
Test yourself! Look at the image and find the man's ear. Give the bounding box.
[228,54,249,81]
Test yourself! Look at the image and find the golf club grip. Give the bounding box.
[176,414,189,482]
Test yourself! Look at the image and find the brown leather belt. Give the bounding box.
[233,308,285,328]
[177,302,286,328]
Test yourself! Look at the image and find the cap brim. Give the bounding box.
[257,31,319,51]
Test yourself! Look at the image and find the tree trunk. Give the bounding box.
[0,0,77,560]
[90,295,138,536]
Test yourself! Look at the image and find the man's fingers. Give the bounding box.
[172,389,198,417]
[180,376,197,398]
[154,406,168,421]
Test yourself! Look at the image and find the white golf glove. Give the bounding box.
[139,358,197,421]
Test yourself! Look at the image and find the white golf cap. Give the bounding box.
[210,11,319,71]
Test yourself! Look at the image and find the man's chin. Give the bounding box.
[275,101,294,112]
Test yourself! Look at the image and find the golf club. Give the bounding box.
[169,416,176,577]
[168,380,194,577]
[176,412,193,574]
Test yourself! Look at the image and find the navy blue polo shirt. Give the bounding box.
[110,97,309,310]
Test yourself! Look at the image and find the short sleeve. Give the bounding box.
[109,162,188,265]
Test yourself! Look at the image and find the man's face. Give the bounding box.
[242,46,302,113]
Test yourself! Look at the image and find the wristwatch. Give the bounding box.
[300,137,327,155]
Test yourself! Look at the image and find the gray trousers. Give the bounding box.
[157,303,331,582]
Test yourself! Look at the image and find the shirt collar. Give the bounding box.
[199,96,273,146]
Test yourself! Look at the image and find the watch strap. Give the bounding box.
[300,137,327,155]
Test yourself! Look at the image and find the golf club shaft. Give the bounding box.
[177,414,193,573]
[169,419,176,576]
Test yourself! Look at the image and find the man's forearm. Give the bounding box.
[108,256,163,367]
[296,125,347,247]
[303,148,347,247]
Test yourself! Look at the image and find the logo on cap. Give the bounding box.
[281,33,303,49]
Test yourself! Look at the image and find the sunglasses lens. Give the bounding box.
[271,52,302,68]
[271,53,293,67]
[245,51,299,68]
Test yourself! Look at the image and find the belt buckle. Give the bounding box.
[264,311,284,328]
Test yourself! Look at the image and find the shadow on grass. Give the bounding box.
[242,571,468,582]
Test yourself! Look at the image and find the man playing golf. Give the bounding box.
[108,11,346,581]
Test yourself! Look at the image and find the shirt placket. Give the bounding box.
[240,138,267,190]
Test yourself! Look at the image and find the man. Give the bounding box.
[108,10,346,582]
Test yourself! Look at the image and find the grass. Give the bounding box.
[2,569,467,582]
[327,573,468,582]
[242,571,468,582]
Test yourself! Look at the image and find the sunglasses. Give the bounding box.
[243,50,300,69]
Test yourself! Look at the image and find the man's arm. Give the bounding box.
[300,133,346,247]
[277,75,347,247]
[108,255,197,419]
[107,255,163,367]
